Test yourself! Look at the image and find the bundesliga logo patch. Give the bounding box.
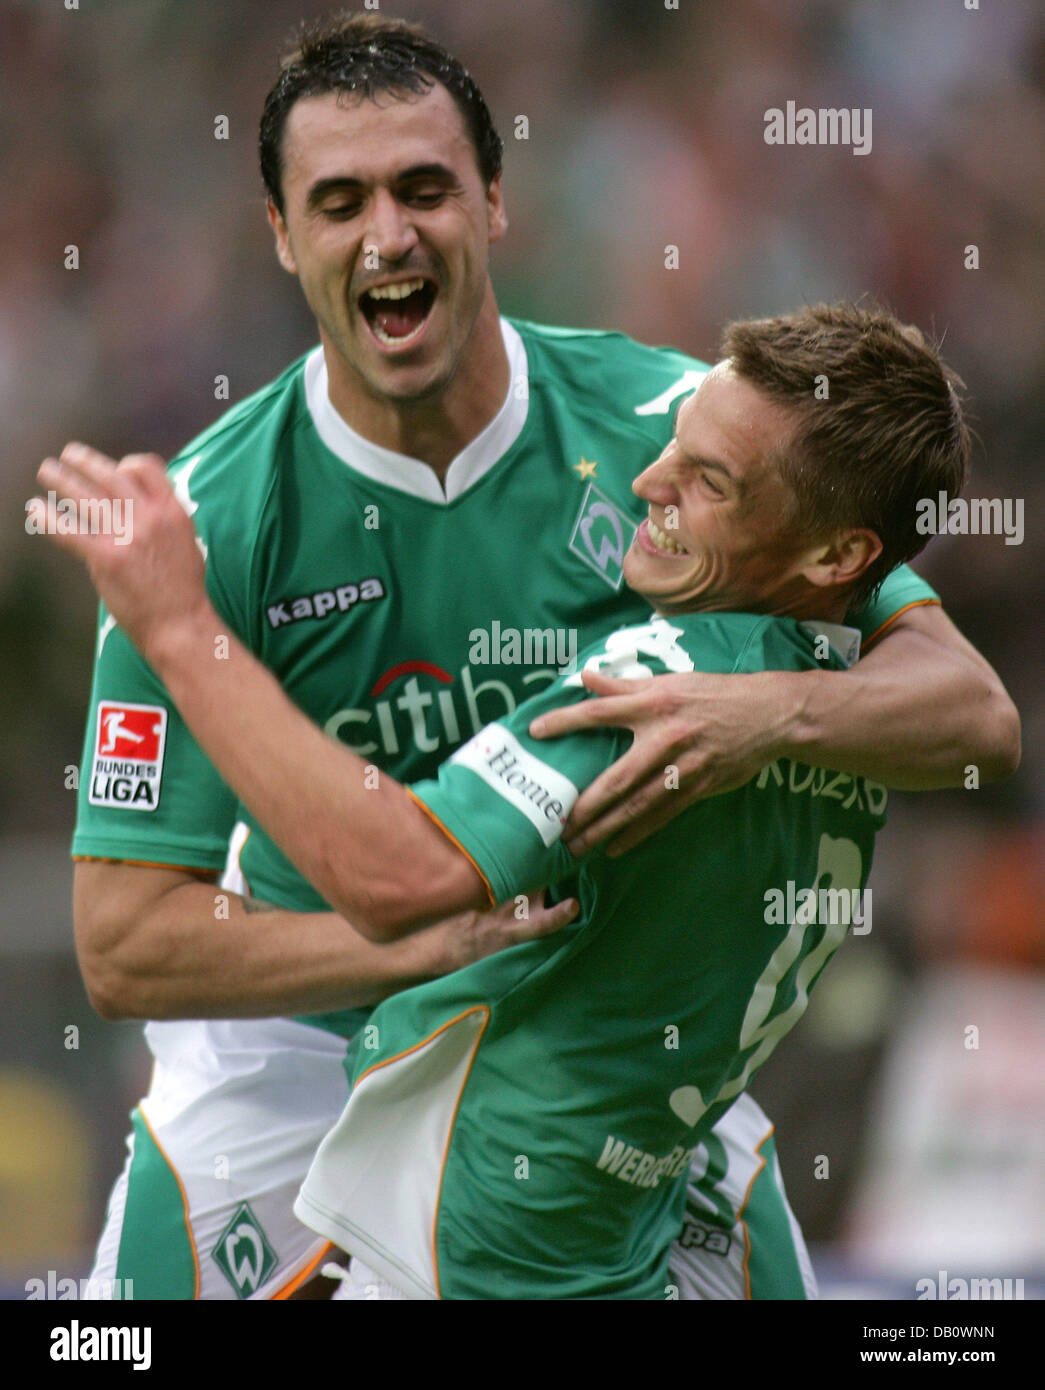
[88,702,167,811]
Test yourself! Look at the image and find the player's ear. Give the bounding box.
[800,529,882,590]
[267,199,298,275]
[486,175,508,245]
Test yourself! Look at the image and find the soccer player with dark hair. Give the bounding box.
[39,300,978,1297]
[45,10,1017,1299]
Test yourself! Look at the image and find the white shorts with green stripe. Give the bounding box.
[670,1092,818,1300]
[90,1025,813,1300]
[335,1093,816,1300]
[90,1018,350,1301]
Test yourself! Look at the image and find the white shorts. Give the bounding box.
[324,1094,816,1300]
[670,1092,818,1300]
[90,1023,814,1300]
[327,1096,817,1301]
[91,1018,350,1300]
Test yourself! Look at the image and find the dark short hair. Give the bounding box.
[722,302,971,604]
[259,10,504,214]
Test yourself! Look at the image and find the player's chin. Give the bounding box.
[364,349,455,404]
[623,542,686,586]
[624,550,712,610]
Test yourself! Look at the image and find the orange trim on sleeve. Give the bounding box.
[269,1241,336,1300]
[861,597,941,652]
[737,1122,775,1302]
[136,1104,201,1300]
[404,787,496,908]
[72,854,220,876]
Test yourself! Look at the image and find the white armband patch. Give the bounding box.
[449,726,578,848]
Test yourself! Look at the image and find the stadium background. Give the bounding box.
[1,0,1042,1299]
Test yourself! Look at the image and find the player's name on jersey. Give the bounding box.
[266,576,385,629]
[467,621,578,671]
[756,759,888,816]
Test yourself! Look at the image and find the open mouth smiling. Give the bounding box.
[358,277,438,348]
[643,514,691,556]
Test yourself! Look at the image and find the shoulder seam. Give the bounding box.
[168,354,311,466]
[728,616,777,673]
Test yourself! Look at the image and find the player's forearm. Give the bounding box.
[776,612,1020,789]
[145,605,483,933]
[76,874,460,1021]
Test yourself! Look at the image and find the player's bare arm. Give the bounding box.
[75,860,574,1019]
[35,444,517,939]
[528,600,1020,855]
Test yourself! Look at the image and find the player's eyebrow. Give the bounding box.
[306,163,458,208]
[395,162,459,184]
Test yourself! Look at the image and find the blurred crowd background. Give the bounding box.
[2,0,1042,1298]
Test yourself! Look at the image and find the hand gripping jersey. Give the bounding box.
[295,614,888,1299]
[73,319,934,1298]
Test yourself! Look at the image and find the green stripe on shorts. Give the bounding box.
[743,1134,808,1300]
[116,1108,198,1299]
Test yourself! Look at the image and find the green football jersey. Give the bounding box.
[295,614,888,1299]
[72,318,934,1044]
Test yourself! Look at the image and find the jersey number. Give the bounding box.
[668,833,863,1128]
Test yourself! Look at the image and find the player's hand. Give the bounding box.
[438,891,579,972]
[31,443,212,657]
[529,667,794,856]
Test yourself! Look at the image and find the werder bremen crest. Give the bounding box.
[568,483,634,590]
[212,1202,278,1298]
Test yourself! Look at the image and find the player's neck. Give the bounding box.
[322,293,511,481]
[768,591,852,625]
[651,589,852,624]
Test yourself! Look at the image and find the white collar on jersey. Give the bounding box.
[303,318,529,504]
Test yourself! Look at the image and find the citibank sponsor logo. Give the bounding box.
[266,576,385,629]
[324,660,559,760]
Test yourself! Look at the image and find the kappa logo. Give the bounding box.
[568,483,635,590]
[88,703,167,812]
[212,1203,278,1299]
[266,576,385,629]
[677,1217,731,1258]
